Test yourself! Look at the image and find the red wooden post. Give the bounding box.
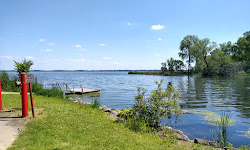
[29,83,35,118]
[20,73,28,117]
[0,80,2,110]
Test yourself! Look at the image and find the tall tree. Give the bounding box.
[196,38,216,71]
[179,35,199,76]
[167,58,175,72]
[233,31,250,62]
[165,58,185,72]
[219,41,233,56]
[161,62,167,73]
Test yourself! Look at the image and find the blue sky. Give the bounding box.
[0,0,250,70]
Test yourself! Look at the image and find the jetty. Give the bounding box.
[46,81,100,95]
[63,88,100,95]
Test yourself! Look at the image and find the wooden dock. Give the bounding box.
[63,88,100,95]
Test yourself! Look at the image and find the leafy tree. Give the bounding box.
[196,38,217,71]
[161,62,167,73]
[13,59,33,77]
[173,60,185,71]
[165,58,185,72]
[205,49,242,76]
[167,58,175,72]
[219,41,233,56]
[179,35,199,75]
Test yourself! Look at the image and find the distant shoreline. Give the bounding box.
[0,70,160,72]
[128,71,190,76]
[1,70,161,72]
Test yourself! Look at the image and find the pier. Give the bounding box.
[46,81,100,95]
[63,88,100,95]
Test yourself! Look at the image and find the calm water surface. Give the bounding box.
[8,71,250,147]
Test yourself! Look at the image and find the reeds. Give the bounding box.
[211,112,232,148]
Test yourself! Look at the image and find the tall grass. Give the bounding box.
[211,112,232,148]
[91,97,101,108]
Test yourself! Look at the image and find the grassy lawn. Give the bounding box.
[1,94,212,150]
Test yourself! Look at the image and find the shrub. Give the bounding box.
[123,80,181,131]
[0,71,20,92]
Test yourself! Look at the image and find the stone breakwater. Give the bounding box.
[72,98,221,148]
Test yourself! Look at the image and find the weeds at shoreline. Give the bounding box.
[211,112,232,148]
[91,97,101,108]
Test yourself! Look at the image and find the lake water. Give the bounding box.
[8,71,250,147]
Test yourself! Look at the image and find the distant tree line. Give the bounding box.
[161,31,250,76]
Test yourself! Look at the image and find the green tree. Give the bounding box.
[165,58,185,73]
[161,62,167,73]
[232,31,250,71]
[173,60,185,71]
[166,58,175,72]
[219,41,233,56]
[179,35,199,76]
[13,59,33,77]
[197,38,216,69]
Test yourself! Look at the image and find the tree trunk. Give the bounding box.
[188,55,190,76]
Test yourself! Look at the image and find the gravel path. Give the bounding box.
[0,111,26,150]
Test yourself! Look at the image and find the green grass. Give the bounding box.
[1,94,214,150]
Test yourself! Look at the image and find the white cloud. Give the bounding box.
[128,22,131,26]
[151,24,165,30]
[44,49,53,52]
[0,56,13,59]
[66,59,85,62]
[111,62,120,65]
[98,43,105,46]
[40,39,47,42]
[158,38,162,41]
[79,48,87,51]
[48,42,55,46]
[26,56,34,60]
[155,54,160,56]
[74,45,82,48]
[104,57,112,60]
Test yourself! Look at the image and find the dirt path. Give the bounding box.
[1,92,20,95]
[0,111,26,150]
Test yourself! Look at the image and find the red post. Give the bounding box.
[29,83,35,118]
[20,73,28,117]
[0,80,2,110]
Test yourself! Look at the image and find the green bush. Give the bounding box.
[31,83,63,98]
[123,80,181,132]
[0,71,63,98]
[0,71,20,92]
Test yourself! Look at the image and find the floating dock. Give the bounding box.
[63,88,100,95]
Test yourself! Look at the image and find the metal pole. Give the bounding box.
[29,83,35,118]
[0,80,2,110]
[21,73,28,117]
